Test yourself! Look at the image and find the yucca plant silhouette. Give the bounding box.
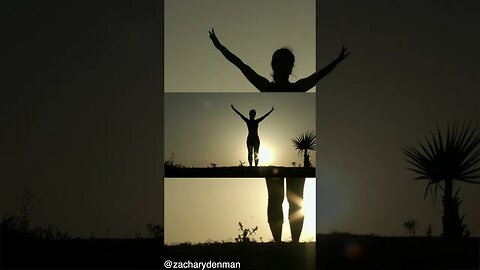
[292,131,316,168]
[403,121,480,238]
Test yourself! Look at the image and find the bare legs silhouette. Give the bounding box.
[247,144,260,167]
[266,177,306,243]
[287,177,305,243]
[266,178,284,242]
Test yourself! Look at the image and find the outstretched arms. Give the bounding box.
[295,46,350,92]
[209,29,270,91]
[257,107,274,122]
[231,104,249,122]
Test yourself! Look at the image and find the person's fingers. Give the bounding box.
[339,46,350,59]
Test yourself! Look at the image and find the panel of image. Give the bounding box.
[164,0,315,93]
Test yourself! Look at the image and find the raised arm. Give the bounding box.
[231,104,248,122]
[257,107,274,122]
[209,29,270,91]
[295,46,350,92]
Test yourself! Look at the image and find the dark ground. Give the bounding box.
[165,165,315,178]
[316,233,479,269]
[1,234,478,269]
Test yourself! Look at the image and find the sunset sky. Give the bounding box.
[164,0,316,92]
[163,0,317,244]
[165,178,316,244]
[164,93,315,168]
[1,0,479,242]
[164,92,316,243]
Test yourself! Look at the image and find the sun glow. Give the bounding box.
[259,145,274,165]
[302,178,316,240]
[281,178,316,242]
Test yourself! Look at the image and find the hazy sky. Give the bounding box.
[165,93,315,167]
[315,1,480,235]
[1,0,479,241]
[1,1,164,238]
[164,0,316,92]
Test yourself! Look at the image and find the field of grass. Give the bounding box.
[165,164,315,178]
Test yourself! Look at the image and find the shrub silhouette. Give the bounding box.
[1,190,69,240]
[403,219,419,236]
[292,131,316,168]
[235,222,258,243]
[146,223,164,239]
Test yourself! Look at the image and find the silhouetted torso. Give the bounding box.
[264,81,299,92]
[245,119,260,146]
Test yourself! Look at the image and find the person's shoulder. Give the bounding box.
[259,81,276,92]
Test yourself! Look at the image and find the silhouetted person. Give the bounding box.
[209,28,349,92]
[213,29,343,243]
[231,104,274,167]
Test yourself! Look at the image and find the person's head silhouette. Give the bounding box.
[249,109,256,120]
[271,48,294,83]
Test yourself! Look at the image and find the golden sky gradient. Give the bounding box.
[165,93,316,168]
[165,178,316,244]
[165,0,315,92]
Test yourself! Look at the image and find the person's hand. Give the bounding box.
[209,28,222,49]
[337,46,350,62]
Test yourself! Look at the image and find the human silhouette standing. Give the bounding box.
[213,29,347,243]
[209,28,349,92]
[231,105,274,167]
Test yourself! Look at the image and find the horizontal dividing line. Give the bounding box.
[165,166,315,178]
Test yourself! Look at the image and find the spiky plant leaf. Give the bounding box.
[292,131,316,155]
[404,121,480,201]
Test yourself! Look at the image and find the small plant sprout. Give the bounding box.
[235,222,258,243]
[425,224,432,236]
[403,219,419,236]
[146,223,164,239]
